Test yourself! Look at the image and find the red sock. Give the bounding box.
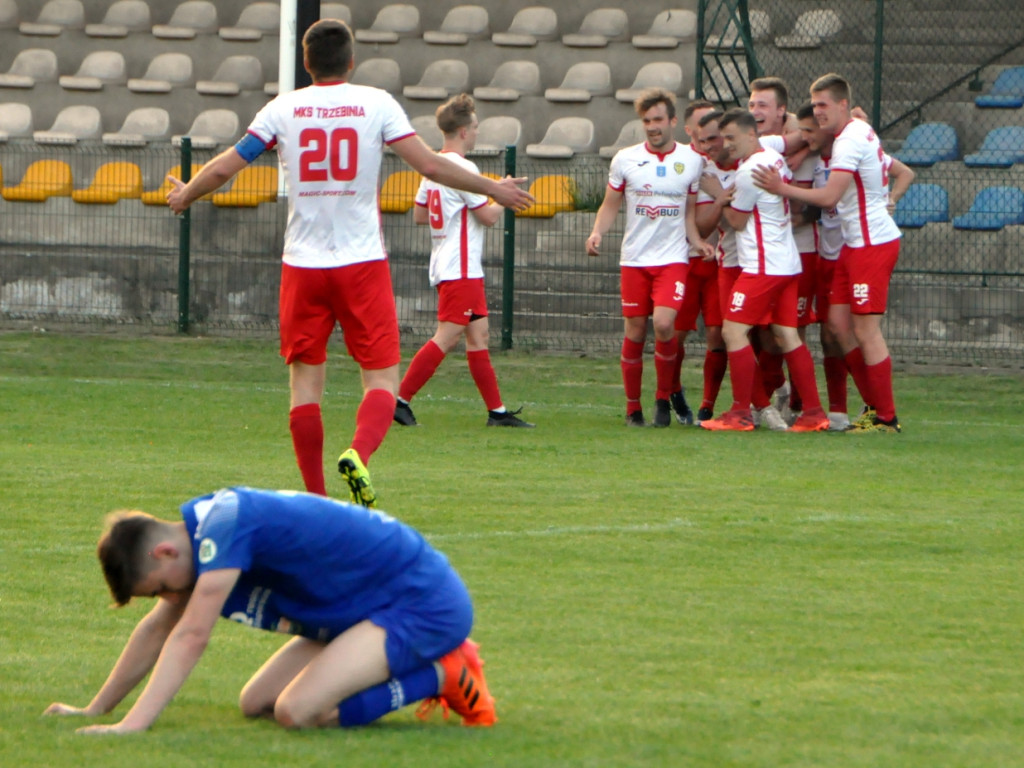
[783,345,822,411]
[702,348,728,410]
[621,337,644,414]
[823,355,848,413]
[398,340,446,402]
[671,335,686,392]
[750,356,771,409]
[844,347,873,406]
[866,356,896,421]
[758,349,786,397]
[654,339,677,401]
[467,349,503,411]
[289,403,325,496]
[350,389,396,466]
[727,345,756,414]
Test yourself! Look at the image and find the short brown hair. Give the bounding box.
[97,511,161,606]
[302,18,354,80]
[749,76,789,109]
[811,72,852,104]
[698,109,724,128]
[684,99,715,121]
[436,93,476,135]
[718,107,757,133]
[634,87,677,120]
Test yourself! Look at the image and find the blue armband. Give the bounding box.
[234,133,268,163]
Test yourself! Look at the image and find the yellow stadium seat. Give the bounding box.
[212,165,278,207]
[516,174,575,218]
[140,164,212,205]
[1,159,72,202]
[379,169,422,213]
[71,161,143,204]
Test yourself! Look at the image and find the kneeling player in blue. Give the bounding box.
[43,487,496,734]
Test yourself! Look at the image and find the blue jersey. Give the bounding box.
[180,488,454,642]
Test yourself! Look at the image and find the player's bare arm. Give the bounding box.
[696,176,731,238]
[685,191,716,261]
[471,202,504,227]
[585,186,624,256]
[413,202,429,226]
[44,596,187,719]
[887,157,916,213]
[720,199,750,232]
[391,136,533,211]
[752,162,852,209]
[166,148,249,215]
[77,569,240,735]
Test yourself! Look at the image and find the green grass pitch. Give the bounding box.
[1,332,1022,768]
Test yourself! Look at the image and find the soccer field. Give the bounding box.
[1,332,1022,768]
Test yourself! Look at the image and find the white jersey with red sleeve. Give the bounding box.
[813,154,843,261]
[244,81,415,268]
[414,151,490,286]
[790,152,819,254]
[696,159,740,268]
[730,147,801,276]
[608,141,704,267]
[829,119,901,248]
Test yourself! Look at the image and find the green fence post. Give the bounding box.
[872,0,884,129]
[177,138,192,334]
[501,145,517,351]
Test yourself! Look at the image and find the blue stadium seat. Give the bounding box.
[974,67,1024,108]
[892,184,949,228]
[963,127,1024,167]
[893,123,959,166]
[952,186,1024,231]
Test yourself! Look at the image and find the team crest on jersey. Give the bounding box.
[657,166,666,177]
[198,538,217,564]
[674,162,685,174]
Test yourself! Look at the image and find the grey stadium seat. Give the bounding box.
[403,60,469,100]
[196,55,264,96]
[424,5,489,45]
[473,60,541,101]
[172,109,240,149]
[351,58,402,92]
[0,0,18,29]
[355,4,420,44]
[0,49,59,89]
[0,102,34,139]
[19,0,85,36]
[774,9,840,50]
[492,6,558,47]
[153,1,218,40]
[526,117,596,159]
[410,114,443,150]
[471,115,523,154]
[102,107,172,146]
[85,0,152,37]
[219,2,279,41]
[562,8,628,48]
[707,9,770,48]
[615,62,684,103]
[320,3,352,25]
[60,51,128,91]
[545,62,613,103]
[34,104,103,144]
[600,119,644,158]
[128,53,195,93]
[632,9,696,49]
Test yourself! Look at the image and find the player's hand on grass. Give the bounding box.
[751,164,784,194]
[165,176,188,215]
[76,722,141,736]
[43,702,101,717]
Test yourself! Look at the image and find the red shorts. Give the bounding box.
[830,239,900,315]
[620,263,688,317]
[718,265,742,319]
[796,251,818,327]
[816,257,839,322]
[279,260,400,370]
[675,258,722,332]
[724,272,800,328]
[437,277,488,325]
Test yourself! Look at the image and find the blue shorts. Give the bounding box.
[370,567,474,677]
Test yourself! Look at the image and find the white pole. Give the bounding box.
[278,0,297,96]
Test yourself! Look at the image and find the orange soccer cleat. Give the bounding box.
[417,639,497,726]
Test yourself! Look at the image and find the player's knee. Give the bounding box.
[239,685,273,719]
[273,697,316,730]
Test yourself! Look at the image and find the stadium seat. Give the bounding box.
[71,161,143,204]
[196,55,264,95]
[85,0,151,37]
[355,4,420,44]
[599,119,644,158]
[974,67,1024,108]
[525,117,596,159]
[1,159,73,201]
[492,6,558,47]
[212,165,278,207]
[963,126,1024,167]
[616,62,684,103]
[140,164,212,205]
[128,52,195,93]
[410,114,443,150]
[701,60,749,102]
[774,9,841,49]
[472,115,523,154]
[424,5,489,45]
[0,0,18,29]
[892,184,950,228]
[320,3,352,25]
[153,1,218,39]
[19,0,85,36]
[473,61,541,101]
[59,51,128,91]
[219,2,279,41]
[403,60,469,100]
[893,123,960,166]
[517,175,575,218]
[350,58,401,92]
[0,102,33,138]
[706,8,771,49]
[172,109,240,149]
[379,170,421,213]
[33,105,102,144]
[631,9,697,49]
[545,62,613,103]
[0,49,59,89]
[102,107,172,146]
[562,8,628,48]
[952,186,1024,230]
